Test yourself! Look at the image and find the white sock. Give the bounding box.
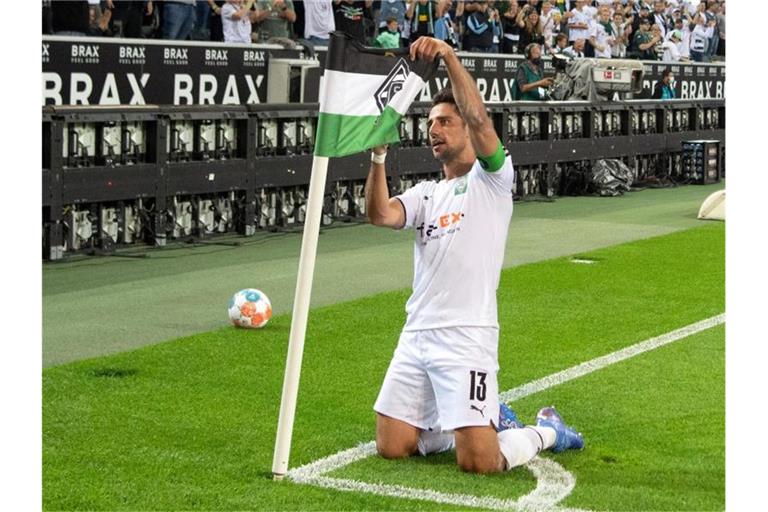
[531,425,557,450]
[497,426,556,470]
[417,430,455,456]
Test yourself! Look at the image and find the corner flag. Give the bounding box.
[314,32,440,157]
[272,32,438,479]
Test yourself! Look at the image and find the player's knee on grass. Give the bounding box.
[376,413,420,459]
[376,439,418,459]
[454,425,505,474]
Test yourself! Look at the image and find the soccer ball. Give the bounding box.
[228,288,272,329]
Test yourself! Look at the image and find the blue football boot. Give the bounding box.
[535,406,584,453]
[496,402,525,432]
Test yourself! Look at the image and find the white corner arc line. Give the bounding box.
[286,314,725,511]
[288,443,579,511]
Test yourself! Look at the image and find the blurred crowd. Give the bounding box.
[43,0,725,63]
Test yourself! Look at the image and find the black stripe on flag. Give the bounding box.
[324,31,439,82]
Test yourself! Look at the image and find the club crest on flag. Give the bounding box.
[374,58,410,113]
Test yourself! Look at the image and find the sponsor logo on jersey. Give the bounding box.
[416,210,464,244]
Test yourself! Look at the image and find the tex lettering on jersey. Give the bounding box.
[416,210,465,244]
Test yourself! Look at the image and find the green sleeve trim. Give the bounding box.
[477,140,506,173]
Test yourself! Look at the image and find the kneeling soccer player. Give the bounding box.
[364,36,584,473]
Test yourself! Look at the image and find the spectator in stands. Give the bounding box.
[434,0,459,48]
[463,1,494,52]
[567,0,593,57]
[517,4,546,51]
[304,0,336,47]
[334,0,371,43]
[666,14,690,59]
[253,0,296,42]
[550,32,569,55]
[624,0,640,16]
[651,0,669,38]
[679,0,697,18]
[633,3,652,31]
[695,0,706,16]
[611,11,632,58]
[660,29,685,62]
[488,1,502,53]
[715,1,725,58]
[515,43,553,100]
[108,0,153,39]
[501,1,523,54]
[652,67,676,99]
[163,0,197,40]
[590,5,616,58]
[689,12,715,62]
[610,0,628,17]
[631,17,659,59]
[191,1,213,40]
[584,0,599,24]
[374,16,401,47]
[90,2,115,36]
[540,1,558,52]
[552,8,565,41]
[527,0,543,14]
[221,0,259,43]
[703,0,719,62]
[206,1,226,41]
[562,37,586,58]
[650,22,664,59]
[407,0,437,42]
[667,6,687,31]
[378,1,407,39]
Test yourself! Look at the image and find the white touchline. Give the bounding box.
[500,313,725,403]
[286,313,725,511]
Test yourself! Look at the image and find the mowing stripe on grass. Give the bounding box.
[286,313,725,511]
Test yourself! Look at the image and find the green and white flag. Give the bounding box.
[314,32,440,158]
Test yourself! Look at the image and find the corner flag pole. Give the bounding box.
[272,155,329,480]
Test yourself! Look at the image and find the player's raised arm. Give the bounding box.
[409,37,499,160]
[365,144,405,229]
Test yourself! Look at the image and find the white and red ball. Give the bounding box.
[228,289,272,328]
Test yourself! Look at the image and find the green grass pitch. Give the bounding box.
[43,221,724,511]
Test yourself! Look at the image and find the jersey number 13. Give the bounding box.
[469,370,487,401]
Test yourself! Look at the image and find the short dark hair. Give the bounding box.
[432,88,457,109]
[662,67,673,79]
[431,88,463,120]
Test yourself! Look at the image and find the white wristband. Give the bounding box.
[371,152,387,165]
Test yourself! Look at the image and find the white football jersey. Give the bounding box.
[396,154,515,331]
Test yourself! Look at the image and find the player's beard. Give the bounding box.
[433,140,464,164]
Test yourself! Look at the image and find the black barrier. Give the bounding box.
[42,100,724,260]
[43,36,725,106]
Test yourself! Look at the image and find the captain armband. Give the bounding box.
[477,140,507,173]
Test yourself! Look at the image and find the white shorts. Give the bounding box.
[373,326,500,432]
